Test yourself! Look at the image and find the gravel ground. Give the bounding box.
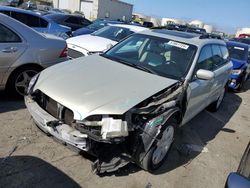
[0,81,250,188]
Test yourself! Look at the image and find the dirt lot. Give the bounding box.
[0,82,250,188]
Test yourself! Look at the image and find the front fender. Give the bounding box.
[135,107,181,163]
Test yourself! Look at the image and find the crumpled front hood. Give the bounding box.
[66,34,117,52]
[231,58,247,69]
[34,55,178,120]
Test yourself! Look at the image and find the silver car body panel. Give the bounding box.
[0,14,67,90]
[34,55,178,120]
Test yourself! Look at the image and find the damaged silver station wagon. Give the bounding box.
[25,30,232,174]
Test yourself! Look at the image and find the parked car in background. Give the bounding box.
[72,19,123,37]
[0,13,68,97]
[227,41,250,91]
[25,30,232,174]
[0,6,72,39]
[67,24,148,58]
[44,13,92,31]
[231,37,250,46]
[225,142,250,188]
[142,21,154,28]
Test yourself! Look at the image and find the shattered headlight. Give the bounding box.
[77,115,128,139]
[231,69,242,75]
[27,73,40,95]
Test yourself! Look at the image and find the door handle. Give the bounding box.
[2,47,18,53]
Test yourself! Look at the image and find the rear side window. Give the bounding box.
[197,45,213,71]
[80,18,91,25]
[0,24,21,43]
[211,45,224,69]
[65,17,79,24]
[40,18,48,28]
[11,12,41,27]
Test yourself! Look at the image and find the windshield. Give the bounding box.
[228,46,247,61]
[103,34,197,80]
[92,26,133,42]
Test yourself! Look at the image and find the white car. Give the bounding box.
[66,24,148,58]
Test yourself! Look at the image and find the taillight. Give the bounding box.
[59,46,68,58]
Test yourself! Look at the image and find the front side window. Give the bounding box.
[92,26,133,42]
[0,24,21,43]
[211,44,224,69]
[197,45,213,71]
[103,34,197,80]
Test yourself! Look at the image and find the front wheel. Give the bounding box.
[140,119,177,172]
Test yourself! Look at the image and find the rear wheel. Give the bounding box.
[140,119,177,172]
[7,66,41,97]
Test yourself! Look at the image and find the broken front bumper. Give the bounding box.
[25,96,88,151]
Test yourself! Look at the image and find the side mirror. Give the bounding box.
[225,173,250,188]
[196,69,215,80]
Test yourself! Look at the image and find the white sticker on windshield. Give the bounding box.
[234,46,244,50]
[167,41,189,50]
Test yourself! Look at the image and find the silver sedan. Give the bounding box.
[0,13,68,97]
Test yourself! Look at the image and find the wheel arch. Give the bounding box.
[6,63,44,88]
[135,107,182,164]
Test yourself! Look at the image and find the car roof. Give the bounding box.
[0,6,42,17]
[139,29,226,47]
[227,41,249,49]
[109,24,148,32]
[45,13,83,19]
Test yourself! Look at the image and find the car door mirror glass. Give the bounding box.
[196,69,215,80]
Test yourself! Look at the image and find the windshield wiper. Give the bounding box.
[131,64,159,75]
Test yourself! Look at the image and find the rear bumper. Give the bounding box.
[25,96,88,151]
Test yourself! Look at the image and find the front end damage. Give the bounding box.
[25,80,187,174]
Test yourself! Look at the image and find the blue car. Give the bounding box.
[0,6,72,39]
[72,19,122,37]
[227,41,250,91]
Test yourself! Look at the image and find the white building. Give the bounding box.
[204,24,214,33]
[161,18,186,26]
[53,0,133,21]
[189,20,204,28]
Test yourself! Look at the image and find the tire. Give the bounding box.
[139,119,177,172]
[7,66,41,98]
[207,86,226,112]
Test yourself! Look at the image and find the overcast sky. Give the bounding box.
[124,0,250,34]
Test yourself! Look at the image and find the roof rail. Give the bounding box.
[199,33,222,40]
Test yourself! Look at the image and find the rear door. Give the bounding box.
[183,45,214,124]
[0,24,27,84]
[208,45,231,102]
